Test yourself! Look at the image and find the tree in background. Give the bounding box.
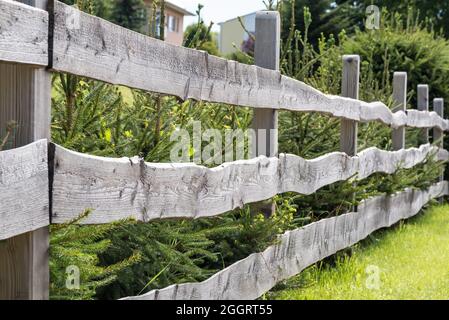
[61,0,147,32]
[109,0,148,32]
[341,10,449,116]
[338,0,449,38]
[184,24,211,47]
[183,4,219,56]
[60,0,112,20]
[279,0,449,47]
[280,0,358,46]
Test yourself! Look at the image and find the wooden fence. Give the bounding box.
[0,0,448,300]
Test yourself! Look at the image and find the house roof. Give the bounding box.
[218,11,258,26]
[146,0,195,16]
[165,1,195,16]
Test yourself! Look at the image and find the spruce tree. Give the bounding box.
[109,0,148,32]
[281,0,354,46]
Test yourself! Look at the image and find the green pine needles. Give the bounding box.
[49,210,141,300]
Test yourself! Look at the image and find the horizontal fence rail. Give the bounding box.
[406,110,449,131]
[0,0,448,131]
[121,181,449,300]
[2,141,447,232]
[0,140,49,240]
[0,0,48,66]
[50,143,448,223]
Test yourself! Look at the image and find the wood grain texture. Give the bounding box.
[433,99,445,146]
[0,62,51,300]
[433,98,445,182]
[51,144,281,224]
[417,85,429,144]
[340,55,359,156]
[0,63,52,148]
[252,11,280,159]
[392,72,407,150]
[406,110,448,131]
[0,140,49,240]
[0,0,51,299]
[51,143,448,224]
[357,144,441,179]
[121,181,448,300]
[251,11,280,216]
[0,0,48,66]
[48,1,449,131]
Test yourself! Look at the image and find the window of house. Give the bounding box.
[168,15,179,33]
[155,12,161,37]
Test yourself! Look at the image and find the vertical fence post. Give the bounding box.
[340,55,360,156]
[417,84,429,145]
[340,55,359,212]
[392,72,407,151]
[252,11,280,158]
[0,0,50,300]
[251,11,280,216]
[433,98,445,182]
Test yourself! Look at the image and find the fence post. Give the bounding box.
[433,98,445,182]
[251,11,280,216]
[340,55,360,156]
[252,11,280,158]
[417,84,429,145]
[340,55,359,212]
[0,0,50,300]
[392,72,407,151]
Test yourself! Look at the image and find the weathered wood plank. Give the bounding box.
[48,1,449,131]
[0,1,51,301]
[51,144,281,224]
[406,110,448,131]
[392,72,407,150]
[250,11,280,216]
[0,63,51,147]
[0,0,48,66]
[433,99,445,146]
[357,144,439,179]
[121,181,448,300]
[51,143,448,224]
[251,11,280,159]
[340,55,359,156]
[417,84,430,144]
[0,139,49,240]
[279,152,358,195]
[433,98,445,182]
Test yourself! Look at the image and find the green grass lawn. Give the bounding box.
[269,204,449,300]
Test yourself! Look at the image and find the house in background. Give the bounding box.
[144,0,194,46]
[219,12,256,56]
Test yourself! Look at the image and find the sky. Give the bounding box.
[169,0,266,32]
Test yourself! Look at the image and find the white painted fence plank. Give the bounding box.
[51,143,448,224]
[122,181,448,300]
[0,140,49,240]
